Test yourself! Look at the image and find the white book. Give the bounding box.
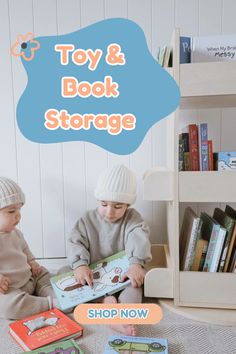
[191,34,236,63]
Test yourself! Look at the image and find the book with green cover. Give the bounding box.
[51,251,131,310]
[213,207,235,272]
[201,212,226,272]
[103,335,168,353]
[22,339,84,353]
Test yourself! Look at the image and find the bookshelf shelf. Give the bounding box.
[179,171,236,202]
[143,28,236,310]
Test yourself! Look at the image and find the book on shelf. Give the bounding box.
[201,212,226,272]
[213,207,236,272]
[191,238,209,271]
[180,36,191,64]
[179,134,185,171]
[208,140,214,171]
[188,124,200,171]
[225,205,236,272]
[198,123,208,171]
[179,207,201,271]
[213,152,236,171]
[103,335,168,354]
[24,339,84,353]
[51,251,131,311]
[9,308,83,352]
[191,33,236,63]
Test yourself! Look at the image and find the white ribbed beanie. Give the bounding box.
[0,177,25,209]
[94,165,137,205]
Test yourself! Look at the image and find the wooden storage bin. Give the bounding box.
[144,244,173,298]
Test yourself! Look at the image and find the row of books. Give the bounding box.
[8,307,168,353]
[180,34,236,64]
[158,33,236,67]
[180,205,236,273]
[179,123,213,171]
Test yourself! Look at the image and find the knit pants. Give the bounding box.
[0,267,55,320]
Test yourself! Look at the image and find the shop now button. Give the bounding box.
[74,303,162,324]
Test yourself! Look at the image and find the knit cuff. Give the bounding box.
[72,259,88,270]
[128,257,145,267]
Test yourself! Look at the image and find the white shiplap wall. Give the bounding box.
[1,0,236,263]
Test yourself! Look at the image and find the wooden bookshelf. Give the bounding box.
[143,28,236,310]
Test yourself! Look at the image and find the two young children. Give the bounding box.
[0,165,152,335]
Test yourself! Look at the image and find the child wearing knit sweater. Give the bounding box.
[0,177,55,320]
[67,165,152,336]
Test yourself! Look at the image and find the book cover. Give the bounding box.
[9,308,83,351]
[180,36,191,64]
[179,207,200,271]
[213,207,235,272]
[191,239,209,271]
[201,213,226,272]
[191,34,236,63]
[51,251,131,310]
[103,335,168,353]
[199,123,208,171]
[24,339,84,353]
[189,124,200,171]
[214,152,236,170]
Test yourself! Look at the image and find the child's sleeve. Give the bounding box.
[16,230,35,262]
[67,218,90,270]
[125,210,152,266]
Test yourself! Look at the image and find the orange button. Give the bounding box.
[74,303,162,325]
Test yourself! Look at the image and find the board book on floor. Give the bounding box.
[9,308,83,351]
[50,251,131,310]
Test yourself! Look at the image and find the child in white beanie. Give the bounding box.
[68,165,152,336]
[0,177,55,319]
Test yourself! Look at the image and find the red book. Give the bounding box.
[9,308,83,352]
[189,124,200,171]
[208,140,213,171]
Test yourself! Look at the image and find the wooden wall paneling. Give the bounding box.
[9,0,43,256]
[80,0,108,211]
[57,0,86,254]
[0,0,17,178]
[33,0,65,257]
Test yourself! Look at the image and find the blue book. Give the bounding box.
[199,123,209,171]
[103,335,168,353]
[180,36,191,63]
[51,251,131,310]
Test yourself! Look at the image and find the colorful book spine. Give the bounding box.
[208,140,213,171]
[180,36,191,64]
[199,123,208,171]
[203,220,226,272]
[179,135,185,171]
[189,124,200,171]
[191,239,208,271]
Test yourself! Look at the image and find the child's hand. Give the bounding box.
[29,260,42,277]
[0,274,10,294]
[121,264,146,288]
[74,265,93,287]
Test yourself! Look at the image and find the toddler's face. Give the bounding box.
[98,201,128,223]
[0,203,22,233]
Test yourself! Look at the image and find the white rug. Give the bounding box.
[1,303,236,354]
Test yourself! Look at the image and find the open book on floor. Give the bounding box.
[103,335,168,353]
[51,251,131,310]
[22,339,84,353]
[9,308,83,352]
